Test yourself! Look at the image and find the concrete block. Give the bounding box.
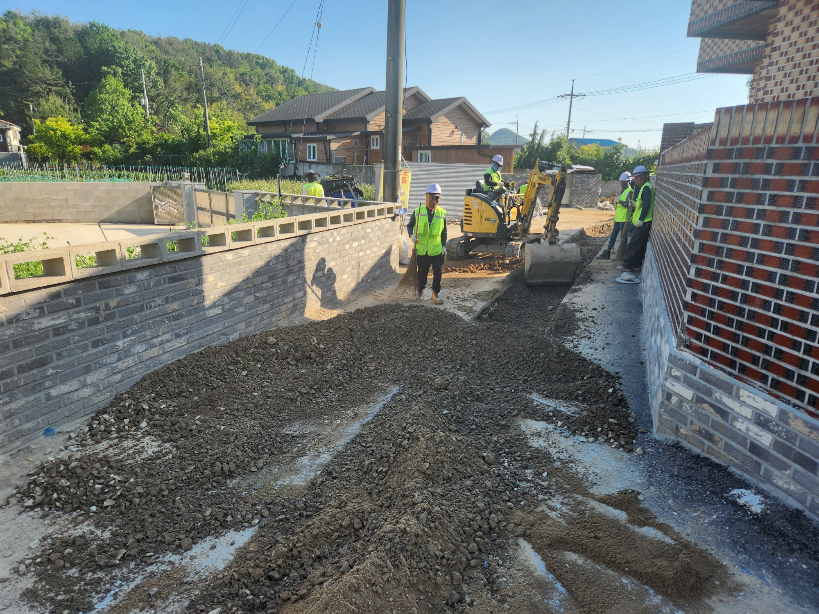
[3,249,72,293]
[119,235,167,270]
[201,228,230,254]
[227,222,256,250]
[164,230,203,262]
[254,220,278,244]
[70,242,123,280]
[0,258,9,295]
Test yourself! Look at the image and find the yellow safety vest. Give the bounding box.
[483,166,502,192]
[304,182,324,197]
[614,186,632,223]
[415,205,446,256]
[632,181,653,224]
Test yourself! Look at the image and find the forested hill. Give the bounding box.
[0,10,335,135]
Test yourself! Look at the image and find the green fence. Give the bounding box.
[0,163,239,191]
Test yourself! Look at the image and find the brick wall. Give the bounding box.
[643,243,819,519]
[567,173,602,209]
[0,213,398,450]
[0,182,158,224]
[660,122,713,153]
[751,0,819,103]
[647,95,819,518]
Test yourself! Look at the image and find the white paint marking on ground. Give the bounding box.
[727,489,764,514]
[585,499,676,545]
[528,394,582,416]
[519,418,644,495]
[517,538,572,613]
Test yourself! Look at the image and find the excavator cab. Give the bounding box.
[448,160,597,284]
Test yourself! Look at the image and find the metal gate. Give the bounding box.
[403,162,489,219]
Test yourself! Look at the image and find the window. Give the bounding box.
[306,143,318,161]
[417,150,431,163]
[370,135,380,150]
[353,139,359,147]
[334,156,347,164]
[272,139,291,160]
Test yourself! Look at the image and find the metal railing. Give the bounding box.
[0,163,239,191]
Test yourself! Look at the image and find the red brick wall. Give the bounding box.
[655,97,819,415]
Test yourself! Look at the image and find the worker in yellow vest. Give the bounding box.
[303,170,324,197]
[619,166,653,272]
[482,155,505,194]
[408,183,447,304]
[598,171,633,259]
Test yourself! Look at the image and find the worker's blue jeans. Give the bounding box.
[607,221,626,250]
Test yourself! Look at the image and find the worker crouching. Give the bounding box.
[408,183,447,305]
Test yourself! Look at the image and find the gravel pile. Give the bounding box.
[13,250,729,613]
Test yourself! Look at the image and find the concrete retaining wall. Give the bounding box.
[0,204,398,450]
[0,182,158,224]
[643,244,819,520]
[568,172,602,208]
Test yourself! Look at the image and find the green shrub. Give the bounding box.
[0,233,54,279]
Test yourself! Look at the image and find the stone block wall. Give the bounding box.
[646,95,819,518]
[0,210,398,450]
[0,182,158,224]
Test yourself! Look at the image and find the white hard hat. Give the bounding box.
[633,165,648,175]
[492,155,504,165]
[426,183,442,194]
[619,171,632,181]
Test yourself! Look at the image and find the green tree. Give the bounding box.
[27,116,86,163]
[33,92,82,124]
[84,71,153,147]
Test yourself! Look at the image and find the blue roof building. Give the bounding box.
[568,137,622,148]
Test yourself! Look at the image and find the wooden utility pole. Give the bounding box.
[383,0,405,204]
[141,68,150,117]
[199,57,212,149]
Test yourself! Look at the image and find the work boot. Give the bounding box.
[597,248,611,259]
[416,290,423,301]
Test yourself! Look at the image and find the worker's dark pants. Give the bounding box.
[607,221,626,250]
[623,221,652,269]
[417,253,445,295]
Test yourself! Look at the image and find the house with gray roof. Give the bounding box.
[246,86,514,171]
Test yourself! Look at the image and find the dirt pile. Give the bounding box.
[11,262,729,613]
[444,256,523,274]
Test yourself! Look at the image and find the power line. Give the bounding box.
[219,0,252,46]
[487,73,712,114]
[473,45,698,102]
[218,0,248,45]
[256,0,302,52]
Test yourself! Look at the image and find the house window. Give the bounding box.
[417,150,431,163]
[370,135,380,150]
[0,134,4,143]
[334,156,347,164]
[353,139,359,147]
[272,139,291,160]
[306,143,318,161]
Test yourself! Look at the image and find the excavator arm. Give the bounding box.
[516,159,567,241]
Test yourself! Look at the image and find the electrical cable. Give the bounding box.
[218,0,250,45]
[255,0,302,52]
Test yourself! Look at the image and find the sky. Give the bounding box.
[8,0,751,149]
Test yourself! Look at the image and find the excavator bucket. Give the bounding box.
[524,242,582,285]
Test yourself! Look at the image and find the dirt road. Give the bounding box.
[0,225,815,614]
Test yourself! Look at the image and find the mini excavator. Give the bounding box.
[445,160,597,285]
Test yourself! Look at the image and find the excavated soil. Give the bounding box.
[10,236,733,613]
[443,256,523,274]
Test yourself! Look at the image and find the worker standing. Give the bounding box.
[483,155,505,193]
[408,183,447,305]
[303,170,324,197]
[598,171,633,259]
[619,166,653,272]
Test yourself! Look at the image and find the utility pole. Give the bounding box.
[515,115,519,145]
[199,57,212,149]
[383,0,405,204]
[559,79,584,142]
[140,68,150,117]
